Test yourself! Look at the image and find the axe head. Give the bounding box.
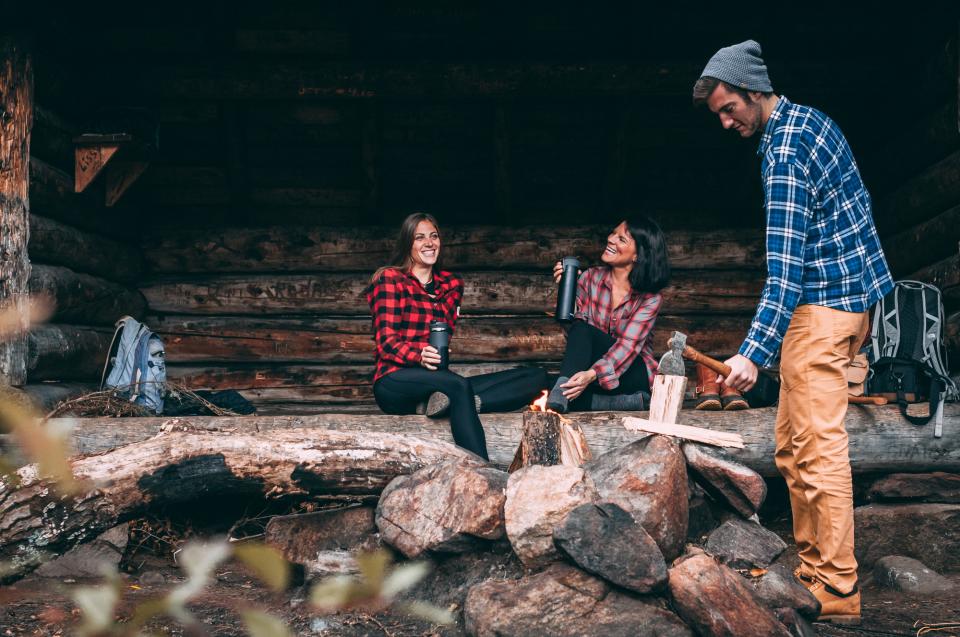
[657,331,687,376]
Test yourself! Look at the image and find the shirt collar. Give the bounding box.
[757,95,790,157]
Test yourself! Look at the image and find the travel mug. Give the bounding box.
[428,320,451,369]
[555,256,580,323]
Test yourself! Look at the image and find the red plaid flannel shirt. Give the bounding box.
[366,268,463,382]
[574,266,662,390]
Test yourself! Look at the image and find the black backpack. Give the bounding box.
[868,281,957,433]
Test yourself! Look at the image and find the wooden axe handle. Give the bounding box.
[848,395,888,405]
[679,344,731,377]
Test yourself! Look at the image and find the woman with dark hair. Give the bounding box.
[546,217,670,413]
[366,213,547,459]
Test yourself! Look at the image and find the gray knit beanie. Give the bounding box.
[699,40,773,92]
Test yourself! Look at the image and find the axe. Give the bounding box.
[666,332,887,407]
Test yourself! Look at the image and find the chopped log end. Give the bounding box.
[509,410,591,472]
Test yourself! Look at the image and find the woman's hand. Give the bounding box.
[561,369,597,401]
[420,345,442,370]
[553,260,563,284]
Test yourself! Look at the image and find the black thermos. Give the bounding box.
[555,256,580,323]
[428,320,451,369]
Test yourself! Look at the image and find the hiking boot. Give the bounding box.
[695,363,721,410]
[425,392,482,418]
[809,579,860,625]
[721,384,749,410]
[793,567,816,590]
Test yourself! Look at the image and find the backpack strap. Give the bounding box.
[892,369,947,428]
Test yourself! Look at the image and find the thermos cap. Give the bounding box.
[430,320,450,331]
[562,256,580,268]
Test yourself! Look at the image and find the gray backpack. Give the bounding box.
[100,316,167,414]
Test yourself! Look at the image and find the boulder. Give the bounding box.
[683,442,767,517]
[866,472,960,503]
[376,460,508,558]
[873,555,955,594]
[266,506,377,566]
[586,435,689,560]
[35,524,129,578]
[464,563,693,637]
[553,502,667,594]
[667,552,792,637]
[705,518,787,569]
[773,608,817,637]
[504,464,598,567]
[855,503,960,570]
[746,563,820,619]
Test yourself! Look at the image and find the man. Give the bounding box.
[692,40,894,625]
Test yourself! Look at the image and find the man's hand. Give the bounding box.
[420,345,442,370]
[561,369,597,401]
[718,354,758,392]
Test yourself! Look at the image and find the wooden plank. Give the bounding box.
[29,265,147,326]
[152,314,749,364]
[874,149,960,237]
[29,214,142,283]
[15,405,960,477]
[882,203,960,277]
[139,269,764,316]
[26,324,113,381]
[143,225,766,273]
[0,37,33,385]
[622,417,744,448]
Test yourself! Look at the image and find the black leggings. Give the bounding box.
[560,320,651,409]
[373,366,549,460]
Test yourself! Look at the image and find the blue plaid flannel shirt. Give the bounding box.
[740,97,894,367]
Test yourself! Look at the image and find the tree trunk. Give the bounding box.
[139,269,763,316]
[29,264,147,325]
[0,37,33,386]
[144,225,765,274]
[29,215,142,283]
[0,427,475,582]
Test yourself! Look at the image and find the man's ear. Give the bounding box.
[748,91,764,103]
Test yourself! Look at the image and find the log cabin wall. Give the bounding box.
[24,6,960,414]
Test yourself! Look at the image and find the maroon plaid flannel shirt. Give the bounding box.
[574,266,662,390]
[366,268,463,382]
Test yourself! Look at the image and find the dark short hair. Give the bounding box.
[623,216,670,294]
[692,76,770,107]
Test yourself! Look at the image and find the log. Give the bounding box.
[21,382,96,412]
[868,100,960,191]
[26,324,113,381]
[29,265,147,325]
[0,427,475,582]
[882,203,960,277]
[143,225,765,273]
[31,105,76,171]
[28,215,142,283]
[507,410,592,472]
[910,252,960,306]
[139,269,764,316]
[152,315,749,364]
[874,149,960,237]
[0,37,33,385]
[8,405,959,478]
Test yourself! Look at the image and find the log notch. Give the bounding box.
[29,264,147,325]
[0,427,475,582]
[0,37,33,385]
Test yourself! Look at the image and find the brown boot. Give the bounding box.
[793,567,816,590]
[721,384,749,410]
[695,363,721,410]
[809,579,861,625]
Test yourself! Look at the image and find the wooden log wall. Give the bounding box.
[24,105,146,394]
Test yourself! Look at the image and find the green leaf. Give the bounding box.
[310,574,356,611]
[381,562,429,599]
[355,549,390,591]
[72,584,119,635]
[241,610,293,637]
[400,600,456,625]
[234,542,291,592]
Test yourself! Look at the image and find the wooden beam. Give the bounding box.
[29,214,142,283]
[29,265,147,326]
[9,405,959,478]
[909,252,960,306]
[0,37,33,385]
[882,203,960,277]
[151,314,749,364]
[26,324,112,381]
[874,149,960,237]
[138,269,763,316]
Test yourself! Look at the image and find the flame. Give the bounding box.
[530,390,549,412]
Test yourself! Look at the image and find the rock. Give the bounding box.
[855,504,960,570]
[376,460,507,558]
[746,564,820,619]
[35,523,129,578]
[138,570,167,586]
[464,562,693,637]
[266,505,377,565]
[683,442,767,517]
[505,464,598,567]
[773,608,817,637]
[667,552,792,637]
[873,555,955,594]
[553,502,667,594]
[586,435,689,560]
[402,543,525,611]
[687,495,719,542]
[705,518,787,569]
[866,472,960,503]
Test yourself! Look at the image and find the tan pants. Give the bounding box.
[775,304,868,594]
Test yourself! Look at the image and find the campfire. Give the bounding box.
[509,390,591,472]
